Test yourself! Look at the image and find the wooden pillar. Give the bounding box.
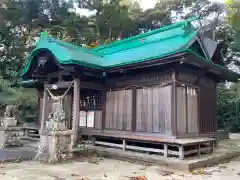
[179,145,184,159]
[40,89,47,134]
[91,137,96,146]
[210,142,214,153]
[123,140,126,151]
[197,144,201,156]
[71,78,80,147]
[171,69,177,137]
[101,91,106,131]
[164,144,168,157]
[132,88,137,132]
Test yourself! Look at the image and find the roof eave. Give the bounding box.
[105,51,188,73]
[186,51,240,82]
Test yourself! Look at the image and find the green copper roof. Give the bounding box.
[20,16,213,76]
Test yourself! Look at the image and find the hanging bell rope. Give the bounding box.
[45,81,74,99]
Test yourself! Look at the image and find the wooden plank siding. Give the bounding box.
[199,87,217,134]
[105,90,133,130]
[187,87,199,134]
[176,71,217,137]
[106,70,172,89]
[94,110,102,129]
[136,85,172,134]
[176,86,187,135]
[176,85,199,136]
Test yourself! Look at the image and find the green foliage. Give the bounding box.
[0,78,38,122]
[217,83,240,132]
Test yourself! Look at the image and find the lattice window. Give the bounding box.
[80,94,102,110]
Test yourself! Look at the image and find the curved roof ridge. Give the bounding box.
[93,16,200,52]
[38,32,101,56]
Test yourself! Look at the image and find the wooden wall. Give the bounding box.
[176,70,217,136]
[38,68,217,140]
[105,90,133,130]
[103,70,174,135]
[94,110,102,129]
[103,85,172,135]
[136,85,172,134]
[176,86,198,136]
[198,76,217,134]
[199,86,217,134]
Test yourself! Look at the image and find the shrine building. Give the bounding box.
[18,16,240,159]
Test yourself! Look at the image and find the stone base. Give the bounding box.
[1,117,17,127]
[46,121,66,131]
[0,127,23,148]
[217,130,230,140]
[36,130,73,163]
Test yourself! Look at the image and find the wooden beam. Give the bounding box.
[71,78,80,147]
[33,70,72,78]
[174,65,210,82]
[40,89,47,134]
[179,146,184,159]
[44,81,105,90]
[106,52,187,73]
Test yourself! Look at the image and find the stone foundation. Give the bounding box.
[217,130,230,140]
[1,117,17,127]
[36,130,73,163]
[0,127,23,148]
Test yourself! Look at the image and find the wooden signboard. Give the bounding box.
[79,111,86,127]
[87,111,95,128]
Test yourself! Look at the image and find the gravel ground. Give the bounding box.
[0,134,240,180]
[0,156,239,180]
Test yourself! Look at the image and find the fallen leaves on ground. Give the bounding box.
[49,174,65,180]
[157,169,174,176]
[191,169,212,175]
[143,163,152,167]
[139,166,146,170]
[129,176,148,180]
[88,159,99,164]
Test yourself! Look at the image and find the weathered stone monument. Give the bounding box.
[0,105,23,148]
[36,83,73,163]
